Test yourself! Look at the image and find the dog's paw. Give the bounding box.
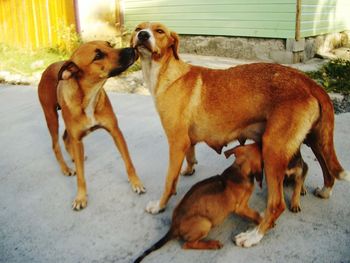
[339,170,350,181]
[131,182,146,195]
[181,168,196,176]
[290,204,301,213]
[300,186,307,196]
[72,196,87,211]
[145,200,165,214]
[314,186,332,199]
[62,167,76,176]
[234,227,263,248]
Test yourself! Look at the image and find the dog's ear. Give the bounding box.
[58,61,81,80]
[170,31,180,60]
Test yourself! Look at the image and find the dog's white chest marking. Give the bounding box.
[141,59,160,96]
[84,83,103,127]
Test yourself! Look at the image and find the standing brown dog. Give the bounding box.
[130,22,349,246]
[134,143,263,263]
[38,41,145,210]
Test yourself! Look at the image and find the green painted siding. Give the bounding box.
[300,0,350,37]
[124,0,297,39]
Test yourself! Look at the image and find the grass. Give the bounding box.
[0,44,69,76]
[306,59,350,95]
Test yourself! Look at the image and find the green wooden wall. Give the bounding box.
[300,0,350,37]
[124,0,297,39]
[124,0,350,39]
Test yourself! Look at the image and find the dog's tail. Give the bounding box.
[133,230,173,263]
[306,77,349,182]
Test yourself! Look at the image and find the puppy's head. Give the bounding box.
[58,41,138,82]
[231,143,263,186]
[130,22,179,60]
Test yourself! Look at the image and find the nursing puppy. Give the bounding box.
[38,41,145,210]
[226,146,308,213]
[134,143,263,263]
[130,22,349,247]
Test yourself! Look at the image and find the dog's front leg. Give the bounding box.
[146,137,190,214]
[108,122,146,194]
[71,138,87,211]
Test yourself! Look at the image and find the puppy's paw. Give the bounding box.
[234,227,263,248]
[72,196,87,211]
[145,200,165,214]
[314,186,332,199]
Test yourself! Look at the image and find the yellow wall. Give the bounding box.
[0,0,76,49]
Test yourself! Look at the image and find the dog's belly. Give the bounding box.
[190,120,266,153]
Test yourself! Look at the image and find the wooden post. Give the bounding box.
[115,0,124,36]
[295,0,301,40]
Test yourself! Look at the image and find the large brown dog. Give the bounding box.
[134,143,263,263]
[131,22,349,246]
[38,41,145,210]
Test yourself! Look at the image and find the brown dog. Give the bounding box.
[38,41,145,210]
[134,143,263,263]
[131,22,349,246]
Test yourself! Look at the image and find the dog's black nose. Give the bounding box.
[138,31,150,42]
[119,48,136,65]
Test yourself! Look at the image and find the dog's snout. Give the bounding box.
[120,47,136,61]
[108,48,137,78]
[138,31,150,42]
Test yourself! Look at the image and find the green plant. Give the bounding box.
[49,23,82,56]
[307,59,350,95]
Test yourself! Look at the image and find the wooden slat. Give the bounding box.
[0,0,77,49]
[124,0,296,38]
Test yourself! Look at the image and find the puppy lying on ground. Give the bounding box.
[38,41,145,210]
[134,143,263,263]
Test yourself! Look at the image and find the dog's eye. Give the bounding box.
[94,50,105,61]
[135,27,142,32]
[156,29,164,34]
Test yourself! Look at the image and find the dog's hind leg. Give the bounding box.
[307,129,347,198]
[235,101,316,247]
[181,216,222,250]
[43,107,74,176]
[182,145,197,176]
[307,85,350,197]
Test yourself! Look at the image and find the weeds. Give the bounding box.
[306,59,350,95]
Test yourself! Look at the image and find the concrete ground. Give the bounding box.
[0,84,350,263]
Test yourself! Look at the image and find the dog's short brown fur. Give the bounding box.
[134,143,263,262]
[38,41,145,210]
[131,22,349,246]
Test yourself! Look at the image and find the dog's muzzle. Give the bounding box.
[134,30,155,54]
[138,31,150,42]
[108,48,138,77]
